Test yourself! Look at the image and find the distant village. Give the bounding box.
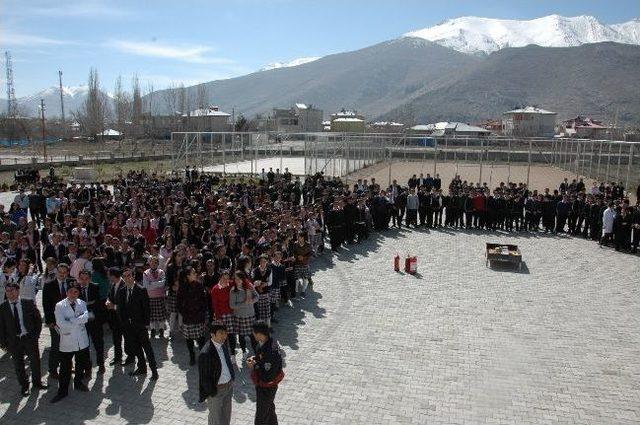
[2,101,638,146]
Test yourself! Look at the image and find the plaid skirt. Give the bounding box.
[234,315,255,337]
[181,322,206,340]
[212,313,236,334]
[166,293,178,313]
[269,287,281,304]
[294,264,311,280]
[257,293,271,321]
[149,297,167,323]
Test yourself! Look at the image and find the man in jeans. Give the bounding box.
[198,323,235,425]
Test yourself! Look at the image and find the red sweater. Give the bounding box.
[210,284,233,318]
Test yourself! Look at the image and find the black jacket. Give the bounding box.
[42,278,72,325]
[116,284,150,328]
[79,282,106,324]
[253,337,283,385]
[198,340,235,402]
[42,243,67,262]
[0,299,42,351]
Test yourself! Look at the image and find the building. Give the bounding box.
[502,106,557,137]
[144,106,231,139]
[409,122,492,137]
[369,121,405,132]
[270,103,323,133]
[186,106,232,132]
[559,116,617,139]
[475,119,503,133]
[329,110,366,133]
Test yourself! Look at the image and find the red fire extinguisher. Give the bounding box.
[405,255,418,274]
[408,256,418,275]
[393,254,400,272]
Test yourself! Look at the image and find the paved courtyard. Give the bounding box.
[0,228,639,424]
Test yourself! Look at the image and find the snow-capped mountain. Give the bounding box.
[259,56,321,71]
[404,15,640,55]
[1,85,113,118]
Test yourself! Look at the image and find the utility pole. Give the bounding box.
[40,99,47,162]
[58,70,65,125]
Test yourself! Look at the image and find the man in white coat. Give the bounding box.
[601,203,616,247]
[51,280,90,403]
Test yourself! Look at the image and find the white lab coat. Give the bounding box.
[602,208,616,235]
[54,298,90,353]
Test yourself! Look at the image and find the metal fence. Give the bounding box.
[170,132,640,191]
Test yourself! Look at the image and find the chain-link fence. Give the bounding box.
[170,132,639,194]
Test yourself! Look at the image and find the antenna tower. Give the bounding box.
[5,51,17,118]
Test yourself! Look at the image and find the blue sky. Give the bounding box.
[1,0,639,96]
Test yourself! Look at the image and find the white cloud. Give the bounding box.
[14,0,132,18]
[107,40,234,64]
[0,32,73,47]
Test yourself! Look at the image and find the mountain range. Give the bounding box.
[4,15,640,126]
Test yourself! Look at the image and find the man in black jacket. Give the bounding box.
[198,323,235,425]
[247,321,284,425]
[42,263,73,379]
[0,283,48,396]
[115,266,158,380]
[78,270,106,376]
[105,267,131,366]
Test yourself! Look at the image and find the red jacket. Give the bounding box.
[472,195,486,211]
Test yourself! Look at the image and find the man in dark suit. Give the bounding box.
[0,283,48,396]
[42,263,73,379]
[115,267,158,380]
[77,269,106,376]
[198,323,235,425]
[105,267,130,366]
[42,233,67,263]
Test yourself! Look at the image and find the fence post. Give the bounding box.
[626,144,633,193]
[479,139,483,183]
[575,140,580,179]
[605,142,612,183]
[222,133,226,176]
[433,137,438,175]
[527,139,532,187]
[507,138,511,183]
[616,143,623,182]
[597,141,603,181]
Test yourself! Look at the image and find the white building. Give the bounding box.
[410,122,492,137]
[502,106,557,137]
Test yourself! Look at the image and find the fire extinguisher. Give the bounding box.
[393,254,400,272]
[409,256,418,274]
[404,255,411,273]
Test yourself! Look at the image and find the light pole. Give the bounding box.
[39,99,47,162]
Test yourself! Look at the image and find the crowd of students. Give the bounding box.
[0,166,637,422]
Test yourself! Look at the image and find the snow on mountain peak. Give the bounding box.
[404,15,640,55]
[260,56,321,71]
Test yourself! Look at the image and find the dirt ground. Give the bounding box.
[347,160,638,204]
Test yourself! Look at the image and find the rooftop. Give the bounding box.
[504,106,556,115]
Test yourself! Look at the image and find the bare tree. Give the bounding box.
[113,75,131,133]
[196,84,208,110]
[178,83,187,116]
[76,68,107,137]
[131,75,143,127]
